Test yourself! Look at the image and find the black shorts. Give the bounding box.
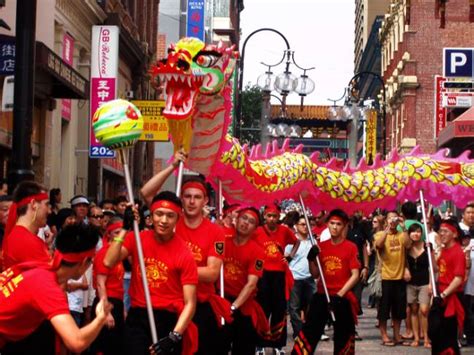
[378,279,407,321]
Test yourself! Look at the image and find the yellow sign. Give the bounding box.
[365,109,377,165]
[132,100,169,141]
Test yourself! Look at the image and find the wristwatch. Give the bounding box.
[230,305,237,313]
[170,331,182,342]
[440,291,448,299]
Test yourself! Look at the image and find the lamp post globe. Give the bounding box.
[274,72,297,95]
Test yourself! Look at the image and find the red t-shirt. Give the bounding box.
[0,267,69,347]
[438,243,466,293]
[317,239,360,295]
[176,218,225,298]
[93,245,125,300]
[2,225,51,269]
[254,225,297,271]
[123,230,198,310]
[222,225,236,239]
[222,237,265,298]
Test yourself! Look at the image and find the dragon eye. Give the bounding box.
[195,54,219,68]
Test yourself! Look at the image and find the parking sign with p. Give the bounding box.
[443,48,474,78]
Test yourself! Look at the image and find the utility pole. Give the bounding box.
[8,0,37,192]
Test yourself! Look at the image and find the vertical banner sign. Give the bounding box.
[365,109,377,165]
[187,0,205,40]
[89,26,119,158]
[61,33,74,122]
[0,37,15,75]
[434,75,447,138]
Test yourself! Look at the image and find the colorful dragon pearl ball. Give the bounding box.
[92,99,144,149]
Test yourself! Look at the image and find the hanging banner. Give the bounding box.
[364,109,377,165]
[434,75,447,138]
[61,33,74,122]
[132,100,169,141]
[186,0,205,40]
[89,26,119,158]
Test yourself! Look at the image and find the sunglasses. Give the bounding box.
[90,214,104,219]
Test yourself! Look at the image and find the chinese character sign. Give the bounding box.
[364,109,377,165]
[61,33,74,122]
[187,0,205,41]
[90,26,119,158]
[132,100,169,141]
[0,37,15,75]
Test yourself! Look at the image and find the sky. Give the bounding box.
[240,0,355,106]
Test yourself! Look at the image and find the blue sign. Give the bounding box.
[0,38,15,75]
[187,0,205,41]
[444,48,474,77]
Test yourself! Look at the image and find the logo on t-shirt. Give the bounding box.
[142,258,169,288]
[215,242,224,255]
[255,259,264,271]
[186,241,203,262]
[323,256,342,276]
[264,242,280,257]
[224,258,243,280]
[439,258,447,277]
[0,268,24,298]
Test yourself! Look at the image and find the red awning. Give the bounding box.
[438,106,474,147]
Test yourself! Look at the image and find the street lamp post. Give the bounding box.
[328,71,386,165]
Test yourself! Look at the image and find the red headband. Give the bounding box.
[264,206,280,215]
[224,205,240,216]
[150,200,182,215]
[181,181,207,196]
[5,192,49,237]
[106,222,123,234]
[328,216,344,223]
[440,222,458,235]
[51,249,96,269]
[239,209,260,224]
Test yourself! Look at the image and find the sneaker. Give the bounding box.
[274,349,286,355]
[320,334,330,341]
[256,347,265,355]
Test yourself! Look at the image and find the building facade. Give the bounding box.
[354,0,391,70]
[0,0,158,203]
[380,0,474,154]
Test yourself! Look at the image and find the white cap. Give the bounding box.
[70,195,90,206]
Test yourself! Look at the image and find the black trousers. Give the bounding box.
[1,320,56,355]
[91,297,125,355]
[257,270,287,348]
[125,307,181,355]
[292,293,355,355]
[431,315,460,355]
[193,301,224,355]
[221,310,259,355]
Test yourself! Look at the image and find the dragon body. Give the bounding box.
[150,38,474,214]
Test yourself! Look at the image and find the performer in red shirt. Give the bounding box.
[292,209,360,355]
[254,204,298,354]
[141,152,231,354]
[92,216,126,355]
[2,181,51,269]
[221,207,267,355]
[104,191,198,355]
[430,218,466,354]
[0,224,112,354]
[221,204,240,238]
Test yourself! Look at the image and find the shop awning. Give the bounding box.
[437,106,474,148]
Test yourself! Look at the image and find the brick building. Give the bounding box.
[380,0,474,154]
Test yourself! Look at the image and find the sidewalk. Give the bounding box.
[280,296,473,354]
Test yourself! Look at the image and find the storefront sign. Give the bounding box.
[61,33,74,122]
[187,0,205,40]
[364,109,377,164]
[0,37,15,75]
[89,26,119,158]
[434,75,447,138]
[131,100,169,141]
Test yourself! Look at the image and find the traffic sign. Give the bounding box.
[443,48,474,78]
[442,92,474,108]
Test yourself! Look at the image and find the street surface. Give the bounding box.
[277,290,474,354]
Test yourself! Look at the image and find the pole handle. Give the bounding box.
[419,190,438,298]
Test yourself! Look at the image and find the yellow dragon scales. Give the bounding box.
[150,38,474,214]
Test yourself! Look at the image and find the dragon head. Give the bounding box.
[150,37,238,121]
